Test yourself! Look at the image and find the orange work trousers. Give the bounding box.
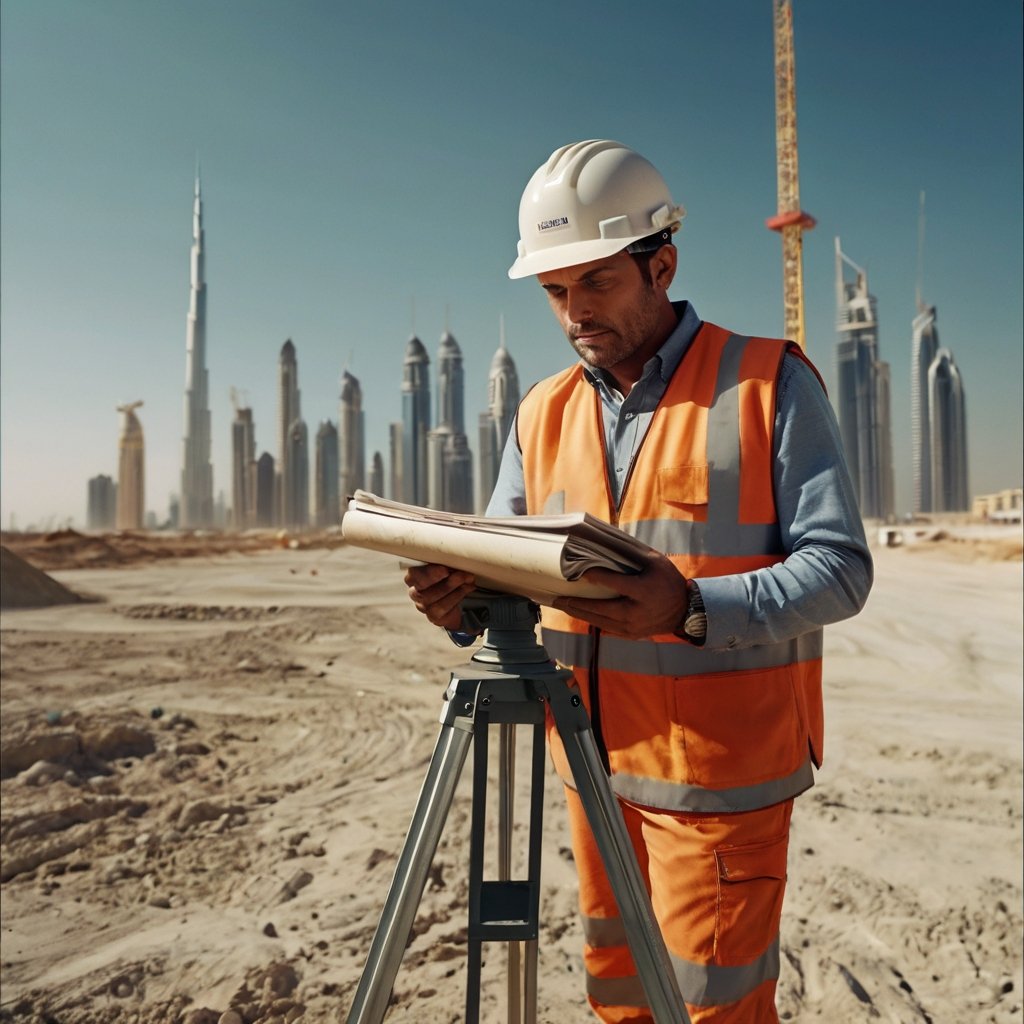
[563,786,793,1023]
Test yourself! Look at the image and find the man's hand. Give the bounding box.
[404,563,477,632]
[552,549,689,640]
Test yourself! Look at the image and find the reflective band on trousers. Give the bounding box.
[611,758,813,813]
[583,926,781,1010]
[542,626,823,676]
[561,757,814,813]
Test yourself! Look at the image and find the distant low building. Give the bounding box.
[87,474,116,530]
[972,488,1023,521]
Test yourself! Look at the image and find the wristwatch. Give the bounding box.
[676,580,707,644]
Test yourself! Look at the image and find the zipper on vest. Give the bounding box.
[589,627,611,774]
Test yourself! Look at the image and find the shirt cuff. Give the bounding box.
[687,574,751,651]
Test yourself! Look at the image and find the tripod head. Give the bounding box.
[461,591,553,670]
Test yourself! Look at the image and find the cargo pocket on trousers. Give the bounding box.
[714,831,789,964]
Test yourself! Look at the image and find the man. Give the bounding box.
[406,140,872,1023]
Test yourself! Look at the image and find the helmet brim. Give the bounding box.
[507,233,654,280]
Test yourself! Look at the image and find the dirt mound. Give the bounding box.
[0,546,85,609]
[0,529,346,572]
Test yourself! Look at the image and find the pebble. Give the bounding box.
[18,760,66,786]
[111,977,134,998]
[278,869,313,902]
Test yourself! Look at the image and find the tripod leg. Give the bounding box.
[546,682,692,1024]
[499,723,523,1024]
[346,682,478,1024]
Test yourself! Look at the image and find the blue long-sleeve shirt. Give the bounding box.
[484,301,873,650]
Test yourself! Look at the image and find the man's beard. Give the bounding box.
[566,288,663,371]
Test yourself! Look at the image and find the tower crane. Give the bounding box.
[765,0,815,350]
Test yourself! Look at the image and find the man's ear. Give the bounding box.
[651,244,677,291]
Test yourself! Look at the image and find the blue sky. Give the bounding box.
[2,0,1021,528]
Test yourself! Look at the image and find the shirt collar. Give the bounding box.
[582,300,703,391]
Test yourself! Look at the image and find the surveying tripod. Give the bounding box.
[345,593,690,1024]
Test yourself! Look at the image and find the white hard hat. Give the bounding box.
[508,140,685,280]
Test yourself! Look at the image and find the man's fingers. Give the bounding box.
[404,562,470,589]
[403,563,476,630]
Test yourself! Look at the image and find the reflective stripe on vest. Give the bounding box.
[519,324,825,813]
[543,626,823,676]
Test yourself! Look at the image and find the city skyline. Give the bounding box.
[1,1,1021,528]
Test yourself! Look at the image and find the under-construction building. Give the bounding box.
[834,238,894,520]
[116,402,146,530]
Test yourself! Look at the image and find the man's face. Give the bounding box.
[537,250,669,381]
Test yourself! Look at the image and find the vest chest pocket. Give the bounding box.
[656,464,709,518]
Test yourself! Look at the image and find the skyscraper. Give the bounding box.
[277,340,307,527]
[315,420,340,527]
[231,404,256,530]
[255,452,275,527]
[116,402,145,530]
[179,171,214,528]
[911,304,940,514]
[389,423,403,501]
[338,371,365,504]
[834,238,894,520]
[368,451,384,498]
[928,349,969,511]
[428,330,473,512]
[87,475,116,530]
[287,419,309,528]
[477,318,520,512]
[401,335,430,505]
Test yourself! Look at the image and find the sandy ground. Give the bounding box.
[0,528,1021,1023]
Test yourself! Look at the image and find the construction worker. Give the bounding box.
[405,139,872,1023]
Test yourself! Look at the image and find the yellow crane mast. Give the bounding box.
[766,0,816,350]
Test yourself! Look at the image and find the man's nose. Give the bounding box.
[565,287,591,324]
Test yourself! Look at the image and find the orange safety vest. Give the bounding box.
[517,323,824,814]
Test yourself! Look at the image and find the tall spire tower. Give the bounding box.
[179,167,214,527]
